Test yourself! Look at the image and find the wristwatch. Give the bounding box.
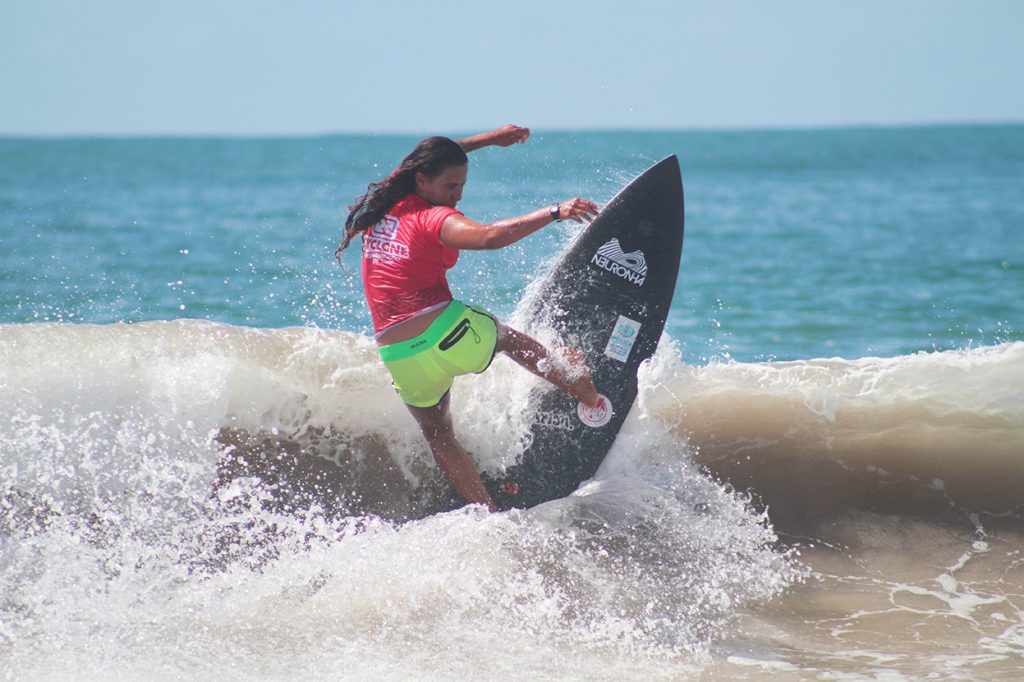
[550,204,561,222]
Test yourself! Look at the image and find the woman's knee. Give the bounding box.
[494,320,513,352]
[407,396,452,432]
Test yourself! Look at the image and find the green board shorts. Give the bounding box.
[378,300,499,408]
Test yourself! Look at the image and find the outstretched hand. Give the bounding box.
[556,198,600,224]
[486,124,530,147]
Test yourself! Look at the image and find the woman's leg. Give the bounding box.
[495,323,600,408]
[407,392,496,512]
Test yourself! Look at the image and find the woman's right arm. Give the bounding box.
[439,198,599,250]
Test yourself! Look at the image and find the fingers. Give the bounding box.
[559,197,600,223]
[494,124,530,146]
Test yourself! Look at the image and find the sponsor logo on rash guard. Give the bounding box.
[363,215,409,262]
[590,238,647,286]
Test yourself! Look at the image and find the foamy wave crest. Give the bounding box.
[0,318,402,436]
[1,317,460,516]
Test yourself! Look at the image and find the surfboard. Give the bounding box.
[482,155,685,510]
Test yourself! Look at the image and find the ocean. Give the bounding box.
[1,125,1022,679]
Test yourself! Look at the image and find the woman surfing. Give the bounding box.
[337,125,601,511]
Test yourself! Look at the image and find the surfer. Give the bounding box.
[337,125,601,511]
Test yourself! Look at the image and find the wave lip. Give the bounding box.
[643,342,1024,528]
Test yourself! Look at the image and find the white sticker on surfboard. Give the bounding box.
[604,315,642,363]
[578,394,613,428]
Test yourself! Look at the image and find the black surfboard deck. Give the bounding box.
[482,155,685,510]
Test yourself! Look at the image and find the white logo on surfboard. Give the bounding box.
[578,394,613,428]
[590,238,647,286]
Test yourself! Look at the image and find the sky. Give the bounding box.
[2,0,1023,136]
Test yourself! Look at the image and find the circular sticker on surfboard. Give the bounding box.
[578,394,613,428]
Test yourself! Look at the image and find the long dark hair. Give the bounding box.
[335,136,468,261]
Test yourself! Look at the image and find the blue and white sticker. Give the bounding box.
[604,315,642,363]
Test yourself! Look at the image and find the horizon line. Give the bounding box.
[2,118,1022,141]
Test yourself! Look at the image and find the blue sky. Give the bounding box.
[2,0,1023,135]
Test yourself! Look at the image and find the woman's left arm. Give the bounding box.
[456,124,530,152]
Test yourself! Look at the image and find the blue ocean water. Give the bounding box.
[3,125,1021,360]
[3,126,1024,679]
